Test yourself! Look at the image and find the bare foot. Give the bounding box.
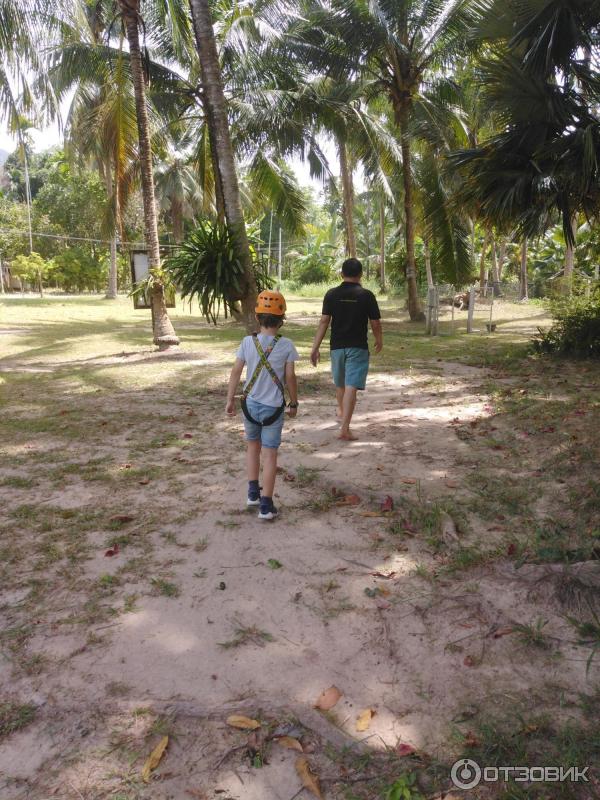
[338,430,358,441]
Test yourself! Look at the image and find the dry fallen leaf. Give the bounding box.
[295,756,324,799]
[381,495,394,512]
[110,514,135,523]
[276,735,303,752]
[141,735,168,783]
[401,478,417,485]
[396,742,416,756]
[356,708,375,732]
[226,715,261,730]
[314,685,342,710]
[104,543,119,557]
[336,494,361,506]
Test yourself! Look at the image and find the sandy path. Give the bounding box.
[0,354,592,799]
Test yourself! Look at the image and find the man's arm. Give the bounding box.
[285,361,298,417]
[370,318,383,353]
[310,314,331,366]
[225,357,245,415]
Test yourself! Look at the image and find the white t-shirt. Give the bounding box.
[236,334,299,407]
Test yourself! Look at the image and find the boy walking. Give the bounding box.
[226,291,299,520]
[310,258,382,440]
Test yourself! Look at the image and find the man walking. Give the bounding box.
[310,258,383,440]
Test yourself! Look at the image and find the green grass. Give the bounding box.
[0,701,36,738]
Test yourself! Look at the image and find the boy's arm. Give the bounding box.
[225,358,245,416]
[310,314,331,366]
[370,318,383,353]
[285,361,298,417]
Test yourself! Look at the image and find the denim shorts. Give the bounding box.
[330,347,370,390]
[242,398,284,449]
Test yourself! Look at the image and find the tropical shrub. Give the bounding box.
[165,219,272,323]
[534,289,600,358]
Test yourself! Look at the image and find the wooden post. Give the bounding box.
[451,285,455,332]
[467,285,476,333]
[488,288,494,333]
[0,258,4,294]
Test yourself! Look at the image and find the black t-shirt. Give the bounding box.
[322,282,381,350]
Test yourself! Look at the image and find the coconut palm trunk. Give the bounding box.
[337,135,356,258]
[104,163,118,299]
[189,0,257,331]
[490,235,502,297]
[519,238,529,301]
[563,214,577,294]
[395,102,425,321]
[379,198,386,291]
[119,0,179,348]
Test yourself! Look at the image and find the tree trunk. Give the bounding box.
[121,2,179,348]
[337,135,356,258]
[497,238,507,281]
[104,163,118,299]
[172,197,184,243]
[189,0,257,331]
[519,238,529,301]
[379,198,386,291]
[479,229,490,294]
[563,214,577,294]
[490,234,502,296]
[423,233,433,288]
[395,102,424,321]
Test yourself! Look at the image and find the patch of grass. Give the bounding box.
[219,624,275,649]
[194,536,209,552]
[295,465,323,487]
[0,701,36,738]
[150,577,180,598]
[513,618,550,649]
[0,475,37,489]
[98,574,120,590]
[466,470,533,520]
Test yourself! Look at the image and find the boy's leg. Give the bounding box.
[261,446,278,498]
[331,350,346,419]
[339,387,358,440]
[246,439,261,481]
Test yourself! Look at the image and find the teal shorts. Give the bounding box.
[330,348,370,390]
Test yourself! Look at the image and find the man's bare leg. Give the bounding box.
[339,386,358,440]
[335,386,344,419]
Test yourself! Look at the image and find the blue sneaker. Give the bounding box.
[247,481,261,507]
[247,490,261,507]
[258,498,278,520]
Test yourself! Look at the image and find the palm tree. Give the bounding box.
[117,0,179,347]
[189,0,257,331]
[291,0,474,320]
[155,138,202,243]
[450,0,600,294]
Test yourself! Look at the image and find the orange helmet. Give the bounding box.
[255,290,286,316]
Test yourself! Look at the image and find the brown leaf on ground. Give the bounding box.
[463,655,478,667]
[396,743,416,756]
[110,514,135,523]
[226,715,261,730]
[276,735,303,752]
[104,543,119,557]
[336,494,361,506]
[464,731,479,748]
[401,478,417,485]
[183,433,193,438]
[141,735,168,783]
[445,480,459,489]
[492,626,514,639]
[314,685,342,710]
[283,472,296,482]
[381,495,394,512]
[295,756,324,799]
[356,708,375,731]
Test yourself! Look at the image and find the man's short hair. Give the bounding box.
[341,258,363,278]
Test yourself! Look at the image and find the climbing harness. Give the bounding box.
[241,334,286,427]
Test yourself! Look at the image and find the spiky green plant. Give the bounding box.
[165,219,272,324]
